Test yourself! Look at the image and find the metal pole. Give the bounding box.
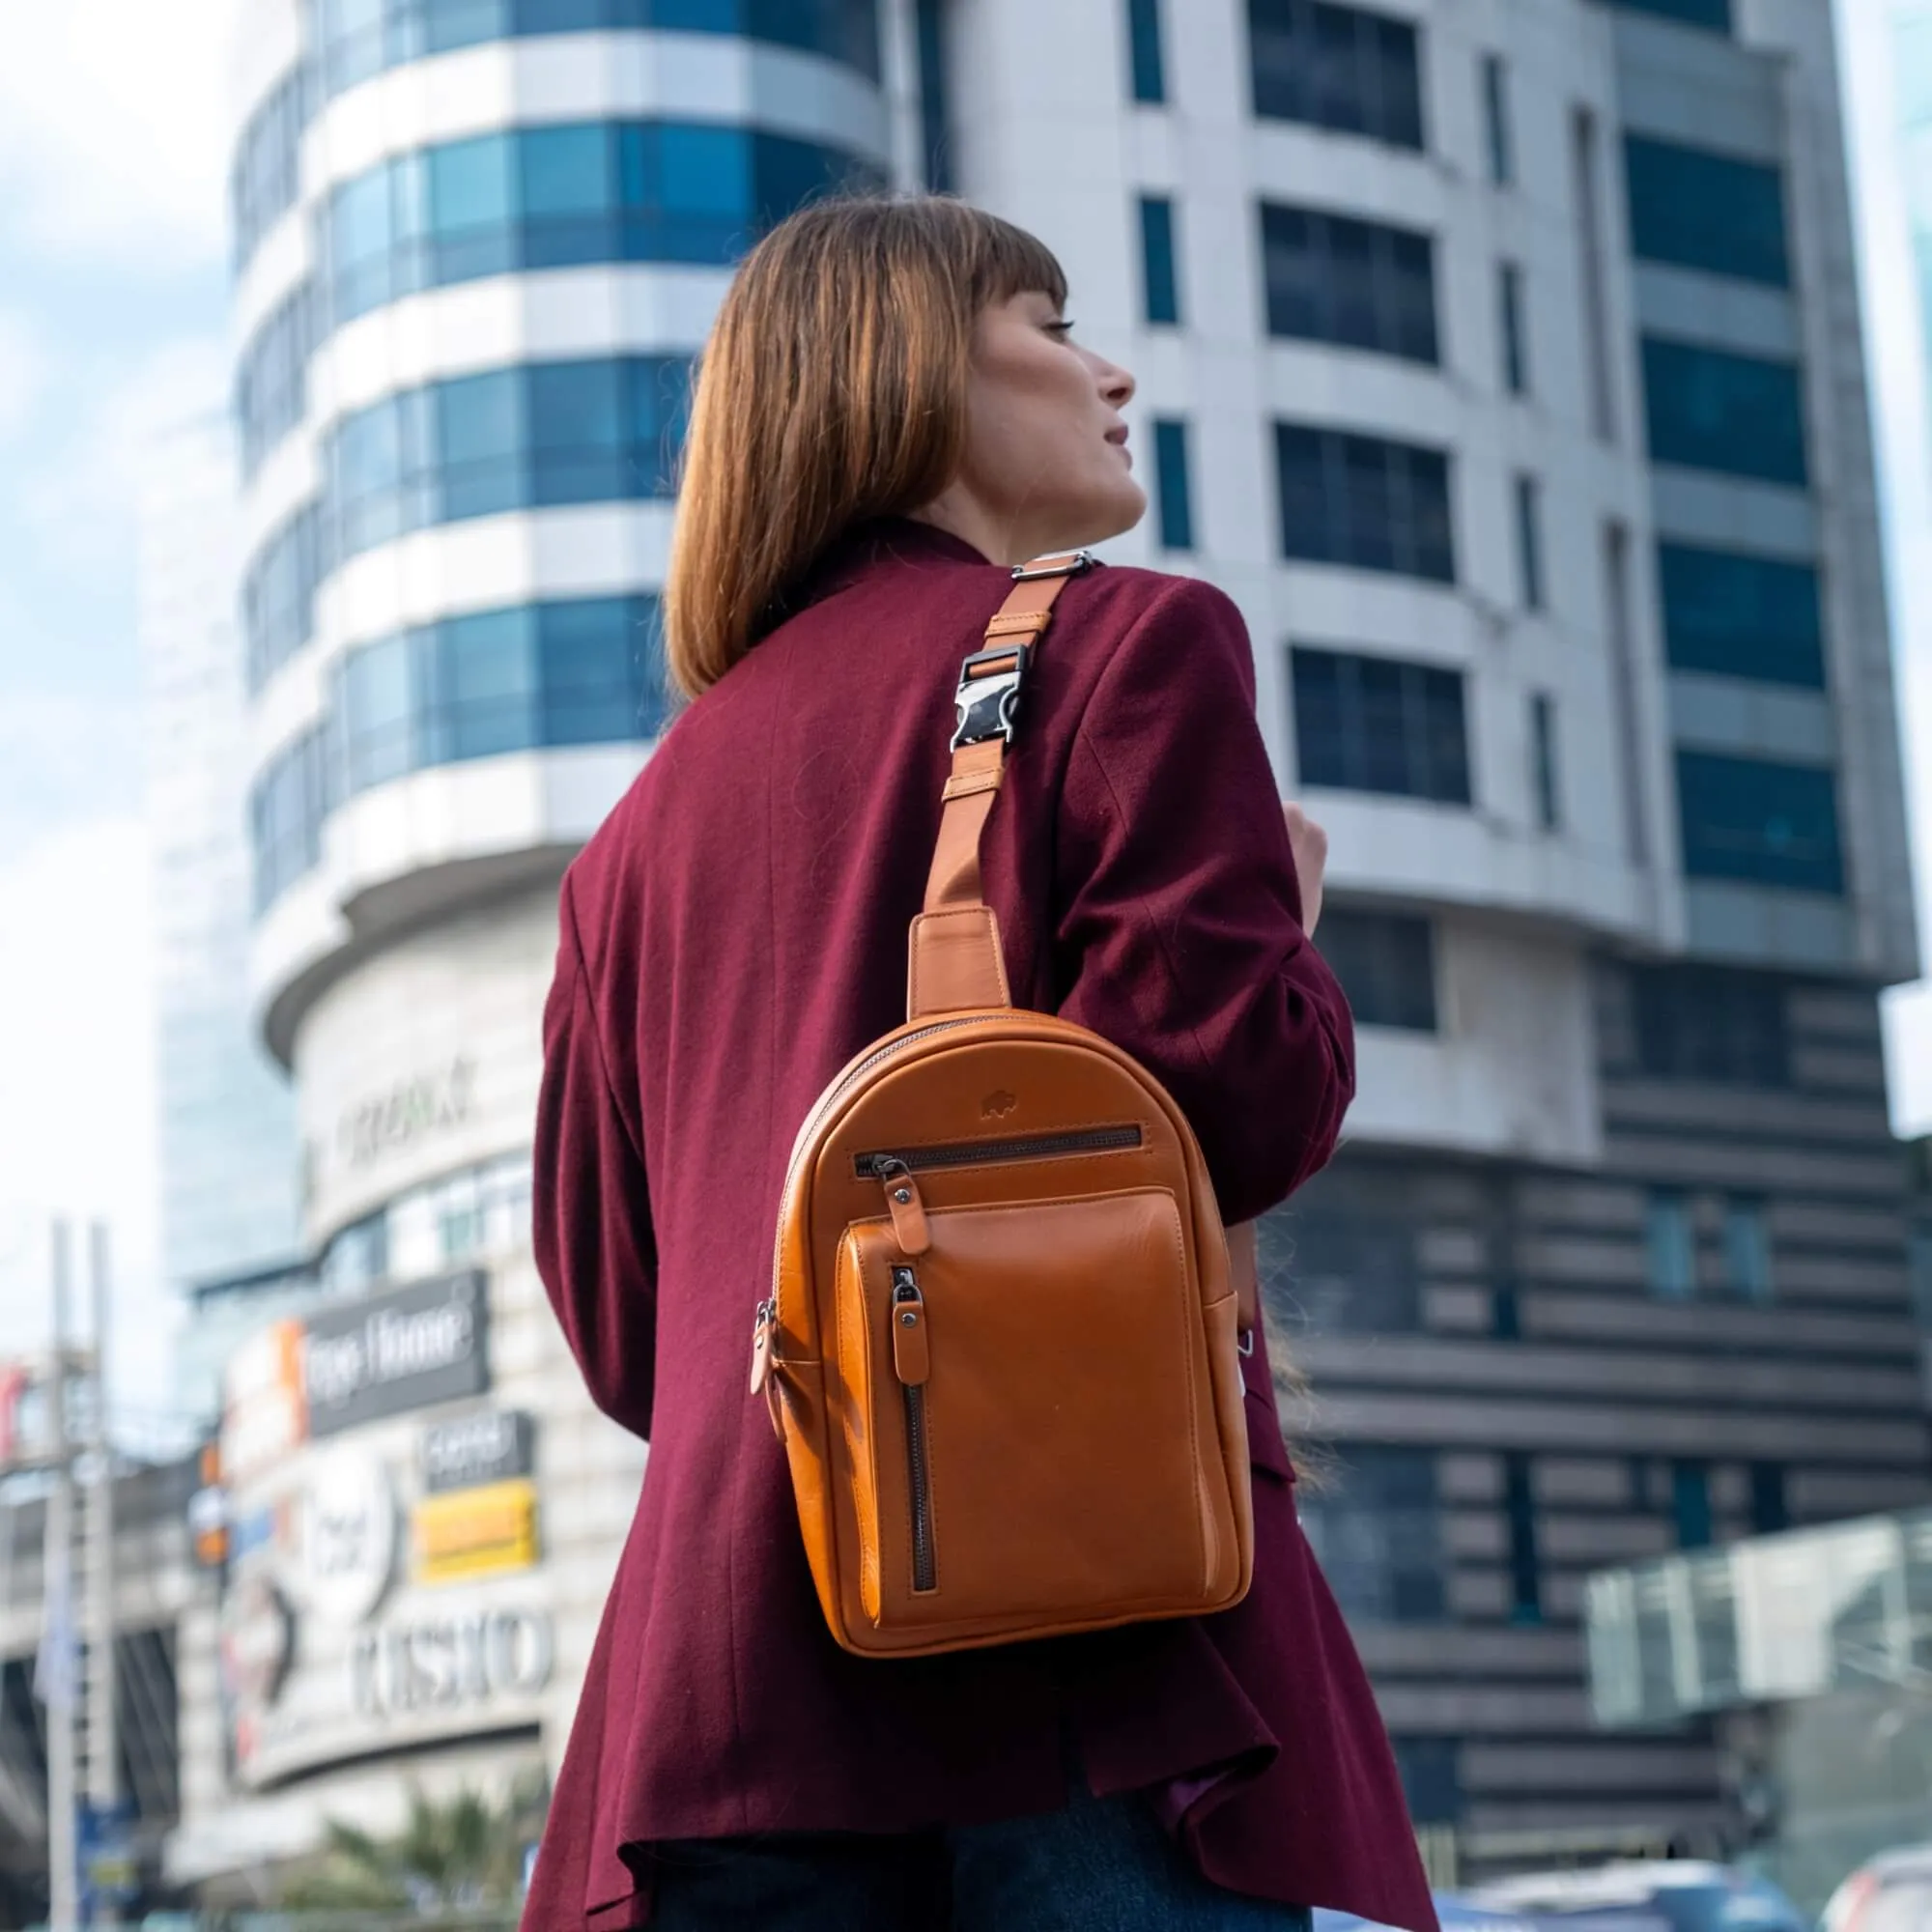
[44,1219,77,1932]
[86,1221,119,1926]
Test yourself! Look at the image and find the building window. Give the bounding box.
[1291,646,1471,804]
[1605,0,1731,31]
[1247,0,1424,149]
[1624,134,1788,288]
[1505,1453,1542,1624]
[235,279,317,479]
[1256,1199,1420,1334]
[1299,1445,1444,1622]
[231,67,304,274]
[1515,472,1545,611]
[1530,693,1560,832]
[1749,1463,1789,1536]
[1911,1226,1932,1330]
[1392,1737,1463,1827]
[1498,259,1528,396]
[252,596,668,910]
[1139,194,1181,325]
[1645,1189,1696,1301]
[1319,908,1437,1031]
[1572,108,1616,441]
[1604,522,1650,865]
[1260,202,1438,363]
[1274,425,1455,581]
[1126,0,1166,101]
[1625,964,1790,1087]
[1657,543,1826,690]
[1672,1461,1713,1550]
[320,355,690,563]
[323,123,885,325]
[1481,52,1512,185]
[1151,417,1194,551]
[311,0,885,99]
[1641,337,1808,486]
[1675,750,1844,895]
[915,0,951,190]
[243,502,324,693]
[1723,1197,1773,1303]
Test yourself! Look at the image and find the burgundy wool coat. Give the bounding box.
[526,519,1436,1932]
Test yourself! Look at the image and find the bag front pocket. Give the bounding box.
[833,1187,1221,1637]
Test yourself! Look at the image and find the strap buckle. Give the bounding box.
[951,643,1031,750]
[1010,550,1095,582]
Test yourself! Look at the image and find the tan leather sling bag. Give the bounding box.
[751,552,1256,1659]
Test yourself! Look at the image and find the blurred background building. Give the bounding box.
[140,411,312,1433]
[133,0,1931,1903]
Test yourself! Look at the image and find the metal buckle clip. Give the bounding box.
[1236,1327,1256,1358]
[1010,550,1095,582]
[952,643,1031,750]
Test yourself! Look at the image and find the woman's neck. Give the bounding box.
[908,491,1025,568]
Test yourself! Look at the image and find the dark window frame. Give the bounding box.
[1247,0,1426,151]
[1260,200,1439,364]
[1291,643,1473,804]
[1274,423,1456,582]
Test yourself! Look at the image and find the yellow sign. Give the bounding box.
[411,1479,538,1585]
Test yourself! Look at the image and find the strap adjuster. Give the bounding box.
[1010,550,1095,582]
[952,643,1031,750]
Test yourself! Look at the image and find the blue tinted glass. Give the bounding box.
[522,123,611,216]
[661,124,752,215]
[436,608,538,760]
[425,0,511,52]
[1658,543,1825,688]
[1127,0,1165,101]
[753,130,869,227]
[529,361,626,502]
[540,596,656,742]
[1152,418,1193,551]
[518,0,614,27]
[340,634,417,791]
[1641,337,1807,486]
[1605,0,1729,29]
[1676,750,1844,894]
[627,356,691,494]
[437,370,524,520]
[1248,0,1425,150]
[333,400,406,551]
[1140,195,1179,325]
[1292,646,1470,803]
[1672,1463,1713,1549]
[332,168,395,270]
[1625,135,1787,286]
[430,133,514,232]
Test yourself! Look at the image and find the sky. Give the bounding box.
[0,0,1928,1436]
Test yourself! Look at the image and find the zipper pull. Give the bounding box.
[749,1298,778,1397]
[877,1159,931,1256]
[891,1269,930,1386]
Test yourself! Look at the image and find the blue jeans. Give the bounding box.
[648,1784,1313,1931]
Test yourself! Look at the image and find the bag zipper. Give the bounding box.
[853,1123,1142,1179]
[892,1264,937,1594]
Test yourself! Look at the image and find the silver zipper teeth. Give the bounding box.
[766,1013,1012,1341]
[853,1124,1143,1178]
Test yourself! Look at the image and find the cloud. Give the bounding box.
[0,814,172,1433]
[0,313,43,439]
[11,332,230,575]
[0,0,238,269]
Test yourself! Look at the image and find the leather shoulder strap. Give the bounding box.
[906,551,1094,1021]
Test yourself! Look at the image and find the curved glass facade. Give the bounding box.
[312,0,882,100]
[243,355,689,691]
[326,121,881,322]
[244,503,325,692]
[232,67,305,271]
[251,593,667,909]
[237,280,318,477]
[325,353,690,553]
[318,1149,533,1298]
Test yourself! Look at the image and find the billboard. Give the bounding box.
[302,1271,489,1437]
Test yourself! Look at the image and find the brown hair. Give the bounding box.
[663,194,1067,699]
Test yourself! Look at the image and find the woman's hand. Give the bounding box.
[1282,803,1327,936]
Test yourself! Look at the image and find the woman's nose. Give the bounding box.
[1097,357,1136,409]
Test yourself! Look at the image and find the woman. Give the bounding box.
[527,196,1435,1932]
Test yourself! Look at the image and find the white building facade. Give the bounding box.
[181,0,1924,1889]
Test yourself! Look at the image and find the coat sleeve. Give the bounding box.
[531,872,660,1439]
[1053,575,1355,1227]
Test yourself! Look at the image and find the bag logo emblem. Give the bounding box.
[980,1090,1019,1121]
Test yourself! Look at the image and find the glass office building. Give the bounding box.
[180,0,1924,1892]
[142,412,304,1309]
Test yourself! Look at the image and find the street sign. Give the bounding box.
[78,1797,139,1915]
